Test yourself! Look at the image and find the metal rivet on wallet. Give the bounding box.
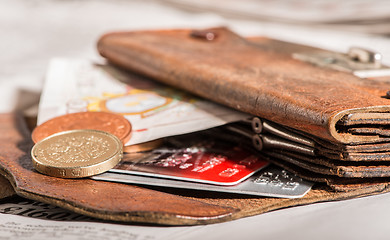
[190,30,217,41]
[385,91,390,99]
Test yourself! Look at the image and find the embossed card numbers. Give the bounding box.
[94,166,313,198]
[31,129,123,178]
[93,132,313,198]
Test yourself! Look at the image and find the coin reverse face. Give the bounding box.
[31,129,123,178]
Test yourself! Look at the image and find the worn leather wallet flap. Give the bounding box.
[97,27,390,192]
[97,27,390,145]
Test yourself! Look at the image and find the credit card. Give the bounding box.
[109,134,269,185]
[93,165,313,198]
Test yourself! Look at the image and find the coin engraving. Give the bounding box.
[31,129,123,178]
[35,135,110,166]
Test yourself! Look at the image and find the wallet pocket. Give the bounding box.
[0,113,390,225]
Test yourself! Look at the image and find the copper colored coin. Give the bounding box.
[32,112,132,144]
[123,139,163,153]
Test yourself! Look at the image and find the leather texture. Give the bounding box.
[97,27,390,145]
[97,27,390,192]
[0,175,15,200]
[2,113,390,225]
[0,113,234,224]
[211,122,390,191]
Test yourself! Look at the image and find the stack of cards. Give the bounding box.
[93,129,313,198]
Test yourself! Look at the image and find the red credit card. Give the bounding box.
[111,133,269,185]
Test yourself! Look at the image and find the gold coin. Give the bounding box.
[31,129,123,178]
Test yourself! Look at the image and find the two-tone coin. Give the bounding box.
[31,129,123,178]
[32,112,132,145]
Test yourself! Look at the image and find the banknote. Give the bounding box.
[38,58,249,145]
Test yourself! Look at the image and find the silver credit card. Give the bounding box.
[92,166,313,199]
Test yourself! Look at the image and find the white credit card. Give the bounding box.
[93,165,313,199]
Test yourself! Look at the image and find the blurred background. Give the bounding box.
[1,0,390,114]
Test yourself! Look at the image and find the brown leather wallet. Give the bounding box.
[97,27,390,192]
[2,27,390,226]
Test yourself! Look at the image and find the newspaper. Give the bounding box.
[38,58,249,145]
[0,197,195,240]
[0,197,94,222]
[4,193,390,240]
